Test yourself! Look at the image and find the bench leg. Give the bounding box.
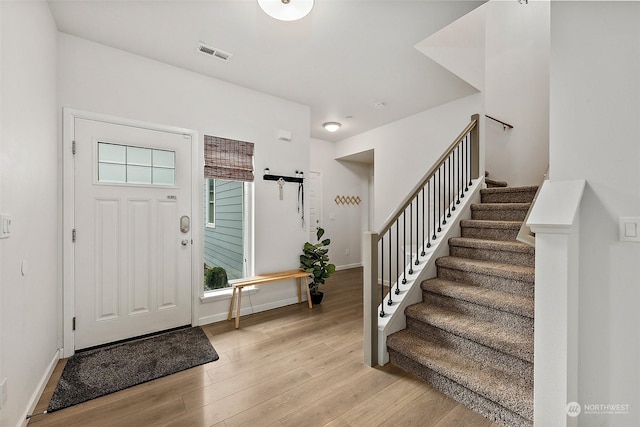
[297,278,303,304]
[235,287,242,329]
[306,278,313,309]
[228,287,237,321]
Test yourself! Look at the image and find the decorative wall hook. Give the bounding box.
[335,195,361,206]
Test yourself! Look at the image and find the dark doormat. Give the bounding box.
[48,326,219,412]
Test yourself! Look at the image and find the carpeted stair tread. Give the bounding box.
[448,237,534,268]
[460,219,523,230]
[471,203,531,221]
[449,237,534,255]
[480,186,538,204]
[436,256,534,283]
[422,278,534,319]
[387,330,533,421]
[485,177,508,188]
[405,304,533,362]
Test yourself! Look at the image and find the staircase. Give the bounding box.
[387,185,537,427]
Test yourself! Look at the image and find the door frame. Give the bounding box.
[62,108,200,358]
[308,170,323,238]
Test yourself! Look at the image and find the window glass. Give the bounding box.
[99,143,126,164]
[98,163,126,183]
[153,150,175,168]
[97,142,175,186]
[127,146,152,166]
[153,168,175,186]
[127,165,152,184]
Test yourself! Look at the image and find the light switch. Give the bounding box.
[619,217,640,242]
[0,215,11,239]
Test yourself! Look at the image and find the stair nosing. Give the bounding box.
[471,203,531,210]
[449,237,534,254]
[480,186,538,194]
[460,219,523,229]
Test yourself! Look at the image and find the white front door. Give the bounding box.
[73,118,192,350]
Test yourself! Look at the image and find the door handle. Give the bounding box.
[181,239,189,246]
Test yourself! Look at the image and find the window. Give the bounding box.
[203,136,254,294]
[98,142,175,185]
[206,179,216,228]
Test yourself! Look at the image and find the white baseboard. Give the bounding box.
[198,295,303,326]
[336,263,362,271]
[20,349,60,427]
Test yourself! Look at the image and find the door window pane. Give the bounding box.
[99,143,126,164]
[153,168,175,186]
[127,165,152,184]
[153,150,175,168]
[99,163,126,183]
[127,146,152,166]
[97,142,175,186]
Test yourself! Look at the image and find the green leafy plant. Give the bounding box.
[300,227,336,295]
[204,266,229,291]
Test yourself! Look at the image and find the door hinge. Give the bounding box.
[72,317,76,331]
[72,141,76,155]
[72,229,76,242]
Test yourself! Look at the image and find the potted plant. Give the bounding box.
[299,227,336,304]
[205,266,229,291]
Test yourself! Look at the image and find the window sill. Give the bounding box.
[199,286,258,303]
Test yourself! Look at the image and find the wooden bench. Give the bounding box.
[227,269,312,328]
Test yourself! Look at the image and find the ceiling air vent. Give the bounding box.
[197,42,232,62]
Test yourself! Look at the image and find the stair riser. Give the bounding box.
[461,226,520,241]
[471,209,529,222]
[449,246,534,268]
[405,318,534,383]
[421,292,534,333]
[481,191,536,204]
[389,349,533,425]
[436,266,534,298]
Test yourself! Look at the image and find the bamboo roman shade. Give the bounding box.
[204,135,255,182]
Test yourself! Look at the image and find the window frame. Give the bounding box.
[205,178,216,229]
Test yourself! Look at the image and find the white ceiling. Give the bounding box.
[48,0,484,142]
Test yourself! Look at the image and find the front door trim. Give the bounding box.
[62,108,200,358]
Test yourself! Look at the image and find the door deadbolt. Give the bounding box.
[180,215,190,233]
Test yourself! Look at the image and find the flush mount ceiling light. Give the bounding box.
[323,122,342,132]
[257,0,314,21]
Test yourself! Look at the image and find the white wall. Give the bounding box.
[550,2,640,425]
[484,0,549,187]
[0,2,60,426]
[335,94,482,231]
[310,138,370,269]
[58,34,311,325]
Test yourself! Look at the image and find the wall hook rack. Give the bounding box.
[263,174,304,183]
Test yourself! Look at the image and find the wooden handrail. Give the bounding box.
[486,114,514,130]
[376,114,480,238]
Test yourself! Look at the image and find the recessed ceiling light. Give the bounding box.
[374,101,386,110]
[323,122,342,132]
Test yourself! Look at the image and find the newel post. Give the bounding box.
[470,113,481,180]
[527,179,585,427]
[363,231,379,366]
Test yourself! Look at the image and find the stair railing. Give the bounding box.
[364,114,481,366]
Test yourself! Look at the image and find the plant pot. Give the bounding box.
[310,291,324,305]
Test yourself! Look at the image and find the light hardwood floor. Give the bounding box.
[30,268,498,427]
